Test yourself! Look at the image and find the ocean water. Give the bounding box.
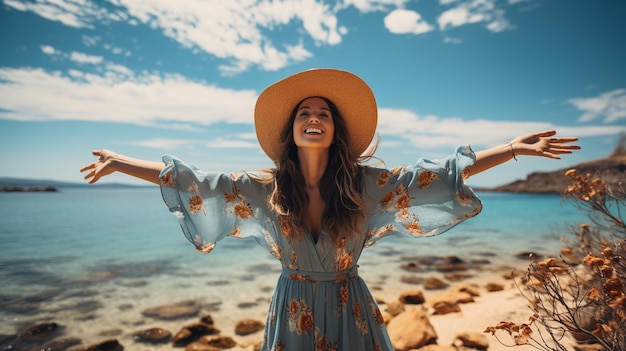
[0,187,589,348]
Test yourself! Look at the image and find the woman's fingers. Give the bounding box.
[534,130,557,138]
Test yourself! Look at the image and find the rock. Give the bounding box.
[73,339,124,351]
[133,327,172,343]
[142,301,200,320]
[503,270,523,280]
[172,323,220,346]
[400,262,423,272]
[573,344,606,351]
[200,315,214,325]
[398,290,425,304]
[199,335,237,348]
[385,301,405,317]
[444,272,473,281]
[515,252,543,261]
[98,329,123,337]
[443,256,465,264]
[387,307,437,351]
[235,319,264,335]
[400,275,423,284]
[423,277,449,290]
[454,332,489,350]
[19,322,60,339]
[453,283,481,297]
[433,290,474,305]
[382,312,392,324]
[185,342,222,351]
[485,282,504,292]
[414,345,457,351]
[431,300,460,315]
[433,263,468,272]
[237,301,258,308]
[40,337,82,350]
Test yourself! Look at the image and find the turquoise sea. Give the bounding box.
[0,187,589,349]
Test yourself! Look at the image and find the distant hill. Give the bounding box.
[0,177,155,191]
[476,134,626,195]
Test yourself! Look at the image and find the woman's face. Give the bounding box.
[292,97,335,151]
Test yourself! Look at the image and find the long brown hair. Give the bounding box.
[267,96,368,239]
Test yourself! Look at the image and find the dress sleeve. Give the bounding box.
[159,155,281,257]
[364,145,483,247]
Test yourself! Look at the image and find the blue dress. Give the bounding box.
[159,146,482,351]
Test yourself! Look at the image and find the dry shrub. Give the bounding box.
[485,169,625,351]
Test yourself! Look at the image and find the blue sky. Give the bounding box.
[1,0,625,187]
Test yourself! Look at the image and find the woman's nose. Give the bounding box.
[308,116,319,123]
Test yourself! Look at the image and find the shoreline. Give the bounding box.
[1,251,580,351]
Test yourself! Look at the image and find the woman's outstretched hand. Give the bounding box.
[80,150,164,184]
[80,149,118,184]
[511,130,580,159]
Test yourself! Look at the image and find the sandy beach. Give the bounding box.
[1,248,582,351]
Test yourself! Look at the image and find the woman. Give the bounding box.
[81,68,579,350]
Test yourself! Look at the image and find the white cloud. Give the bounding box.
[131,138,259,151]
[1,62,621,153]
[40,45,56,55]
[111,0,338,73]
[438,0,513,32]
[343,0,408,12]
[0,66,258,127]
[384,9,434,35]
[133,138,196,150]
[377,107,622,149]
[70,52,104,64]
[5,0,345,73]
[568,89,626,123]
[8,0,519,73]
[4,0,109,28]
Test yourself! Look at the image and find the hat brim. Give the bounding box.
[254,68,377,163]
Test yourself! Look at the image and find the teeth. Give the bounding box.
[305,128,323,134]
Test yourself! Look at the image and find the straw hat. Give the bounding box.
[254,68,378,162]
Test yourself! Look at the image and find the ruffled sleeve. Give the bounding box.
[159,155,281,257]
[364,145,482,247]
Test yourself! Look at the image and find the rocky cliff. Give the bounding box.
[476,135,625,195]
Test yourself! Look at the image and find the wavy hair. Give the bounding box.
[265,96,372,239]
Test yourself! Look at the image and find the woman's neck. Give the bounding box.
[297,148,328,189]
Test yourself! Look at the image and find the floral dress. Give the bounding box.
[159,146,482,351]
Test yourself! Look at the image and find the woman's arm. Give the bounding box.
[80,149,165,184]
[465,130,580,177]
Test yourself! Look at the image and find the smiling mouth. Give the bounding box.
[304,127,324,135]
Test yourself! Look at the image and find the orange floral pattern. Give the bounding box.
[288,298,314,335]
[224,183,255,220]
[404,214,422,235]
[160,170,174,187]
[418,170,439,188]
[279,216,295,240]
[456,190,474,207]
[339,283,349,305]
[335,237,354,271]
[187,182,205,215]
[376,166,405,187]
[227,226,242,238]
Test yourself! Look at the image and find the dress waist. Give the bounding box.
[281,266,359,282]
